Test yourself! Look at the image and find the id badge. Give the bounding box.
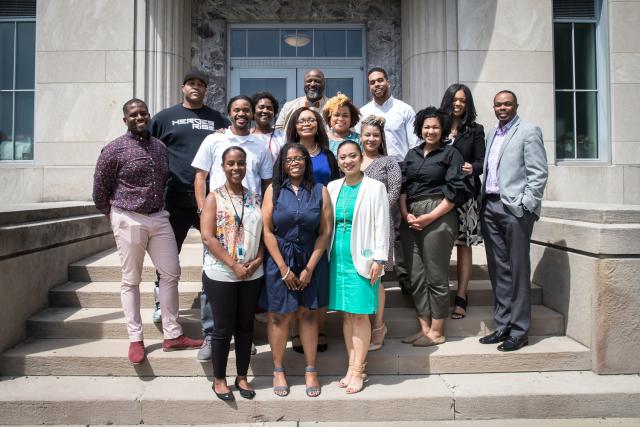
[237,243,245,261]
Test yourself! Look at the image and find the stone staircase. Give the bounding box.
[2,232,640,424]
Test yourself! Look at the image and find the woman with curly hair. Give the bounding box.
[322,94,361,155]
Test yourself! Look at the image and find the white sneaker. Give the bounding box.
[197,335,212,361]
[152,306,162,323]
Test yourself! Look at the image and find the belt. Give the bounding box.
[485,193,501,201]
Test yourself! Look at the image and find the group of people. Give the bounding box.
[92,66,548,401]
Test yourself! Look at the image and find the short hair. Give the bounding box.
[322,94,361,129]
[414,106,450,141]
[251,92,279,116]
[494,90,518,106]
[271,143,315,206]
[285,107,330,151]
[336,139,363,157]
[304,68,325,80]
[227,95,254,114]
[360,114,387,156]
[439,83,478,130]
[122,98,147,115]
[221,145,246,163]
[367,67,388,80]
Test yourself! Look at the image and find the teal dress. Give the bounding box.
[329,182,379,314]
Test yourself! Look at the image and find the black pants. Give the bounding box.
[166,191,200,252]
[481,195,536,337]
[202,273,262,379]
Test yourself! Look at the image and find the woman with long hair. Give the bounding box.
[285,106,341,353]
[439,84,485,319]
[359,115,401,351]
[328,140,390,393]
[261,143,333,397]
[400,107,468,347]
[200,146,264,401]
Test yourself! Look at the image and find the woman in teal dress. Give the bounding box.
[327,140,390,394]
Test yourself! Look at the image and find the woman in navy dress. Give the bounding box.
[261,142,333,398]
[285,106,341,353]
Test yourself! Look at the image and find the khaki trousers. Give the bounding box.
[110,207,182,341]
[401,197,458,320]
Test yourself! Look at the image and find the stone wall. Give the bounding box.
[531,202,640,374]
[191,0,402,112]
[0,203,114,353]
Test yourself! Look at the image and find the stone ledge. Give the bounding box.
[541,201,640,224]
[0,213,111,259]
[0,201,100,225]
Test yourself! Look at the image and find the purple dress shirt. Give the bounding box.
[485,115,518,194]
[92,131,169,215]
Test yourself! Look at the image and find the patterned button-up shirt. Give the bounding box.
[92,132,169,215]
[485,115,518,194]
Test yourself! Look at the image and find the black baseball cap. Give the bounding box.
[183,69,209,86]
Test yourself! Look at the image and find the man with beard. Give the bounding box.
[275,69,327,131]
[92,99,203,364]
[148,70,229,361]
[359,67,419,296]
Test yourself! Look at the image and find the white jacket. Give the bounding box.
[327,175,390,279]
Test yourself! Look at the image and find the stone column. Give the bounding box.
[401,0,458,108]
[134,0,192,114]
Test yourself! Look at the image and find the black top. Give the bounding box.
[401,142,469,205]
[149,104,229,192]
[447,123,485,196]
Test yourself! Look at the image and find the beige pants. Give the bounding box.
[110,207,182,341]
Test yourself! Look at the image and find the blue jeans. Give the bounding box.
[200,288,214,336]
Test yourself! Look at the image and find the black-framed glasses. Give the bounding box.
[296,118,317,125]
[284,156,307,165]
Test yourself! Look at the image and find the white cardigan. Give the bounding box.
[327,175,390,279]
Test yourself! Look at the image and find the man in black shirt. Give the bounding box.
[149,70,229,360]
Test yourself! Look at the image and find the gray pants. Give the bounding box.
[481,195,535,338]
[401,197,458,320]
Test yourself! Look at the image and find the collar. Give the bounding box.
[126,131,150,144]
[304,97,326,108]
[413,141,446,156]
[374,95,394,109]
[495,115,519,136]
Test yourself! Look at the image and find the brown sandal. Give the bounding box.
[369,323,387,351]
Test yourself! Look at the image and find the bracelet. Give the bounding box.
[282,267,291,280]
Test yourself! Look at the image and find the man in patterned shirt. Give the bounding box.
[92,98,203,365]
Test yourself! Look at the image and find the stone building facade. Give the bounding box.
[0,0,639,373]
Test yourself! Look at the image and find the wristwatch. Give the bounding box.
[373,259,385,265]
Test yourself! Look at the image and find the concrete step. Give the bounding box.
[1,371,639,424]
[0,336,590,377]
[67,244,490,282]
[27,306,564,340]
[48,280,542,308]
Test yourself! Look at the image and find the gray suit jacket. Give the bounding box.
[482,116,548,218]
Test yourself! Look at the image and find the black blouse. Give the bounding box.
[401,142,469,206]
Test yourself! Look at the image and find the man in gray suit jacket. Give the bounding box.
[478,90,548,351]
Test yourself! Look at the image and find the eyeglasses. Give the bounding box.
[285,156,306,165]
[296,118,317,125]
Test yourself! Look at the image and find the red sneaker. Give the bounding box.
[162,335,204,352]
[128,341,145,364]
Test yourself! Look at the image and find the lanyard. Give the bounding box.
[224,184,245,228]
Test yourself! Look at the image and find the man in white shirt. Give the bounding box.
[358,67,419,293]
[275,69,327,131]
[358,67,419,162]
[192,95,273,205]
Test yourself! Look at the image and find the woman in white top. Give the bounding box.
[200,146,264,401]
[328,140,390,394]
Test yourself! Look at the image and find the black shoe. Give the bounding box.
[479,329,511,344]
[213,384,235,401]
[235,378,256,400]
[497,336,529,352]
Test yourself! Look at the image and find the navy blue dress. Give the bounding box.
[261,180,329,313]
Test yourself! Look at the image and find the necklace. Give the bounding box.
[307,143,320,157]
[224,184,246,229]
